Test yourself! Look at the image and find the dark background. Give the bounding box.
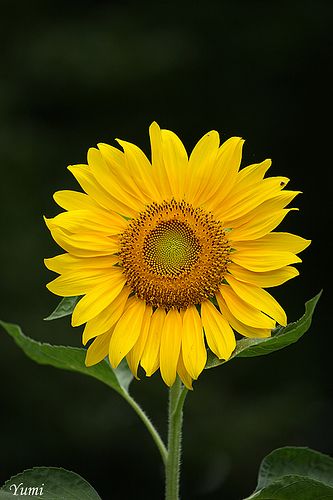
[0,1,331,499]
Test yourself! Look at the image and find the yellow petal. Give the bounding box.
[229,209,295,241]
[82,286,130,344]
[48,209,127,235]
[204,137,244,211]
[126,305,153,378]
[187,130,220,205]
[85,330,113,367]
[68,164,137,218]
[235,232,311,254]
[45,254,119,274]
[116,139,160,202]
[200,300,236,360]
[177,351,193,390]
[108,297,147,369]
[149,122,172,201]
[219,284,276,329]
[141,307,166,376]
[216,293,271,338]
[215,177,290,221]
[231,250,301,272]
[97,142,123,169]
[46,271,110,297]
[160,309,182,386]
[54,190,98,210]
[234,159,272,188]
[88,147,145,212]
[98,142,148,203]
[225,275,287,326]
[160,129,188,201]
[182,306,207,379]
[227,189,299,227]
[67,164,116,208]
[72,269,126,326]
[45,224,120,257]
[228,263,299,287]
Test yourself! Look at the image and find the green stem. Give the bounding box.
[122,389,168,466]
[165,377,188,500]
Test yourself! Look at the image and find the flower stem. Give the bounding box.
[122,389,168,466]
[165,377,188,500]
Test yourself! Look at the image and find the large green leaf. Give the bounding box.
[0,320,133,395]
[0,467,101,499]
[244,446,333,499]
[44,296,80,321]
[206,291,321,369]
[1,320,168,464]
[0,492,15,499]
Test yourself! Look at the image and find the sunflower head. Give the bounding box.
[45,122,310,388]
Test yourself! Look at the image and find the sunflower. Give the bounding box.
[45,122,310,388]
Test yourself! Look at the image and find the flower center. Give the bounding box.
[120,199,230,309]
[143,220,201,277]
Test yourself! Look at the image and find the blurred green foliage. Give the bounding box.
[0,1,331,498]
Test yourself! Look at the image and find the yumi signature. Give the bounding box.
[8,483,44,496]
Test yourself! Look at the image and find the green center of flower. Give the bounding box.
[143,221,201,277]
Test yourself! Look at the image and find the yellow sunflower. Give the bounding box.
[45,122,310,388]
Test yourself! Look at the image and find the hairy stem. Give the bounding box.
[165,377,188,500]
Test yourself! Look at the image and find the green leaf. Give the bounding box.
[0,466,101,499]
[44,296,80,321]
[244,446,333,499]
[206,291,321,369]
[0,321,168,465]
[114,358,135,393]
[256,446,333,489]
[0,320,133,395]
[0,491,16,499]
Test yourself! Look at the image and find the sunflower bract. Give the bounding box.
[45,122,311,388]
